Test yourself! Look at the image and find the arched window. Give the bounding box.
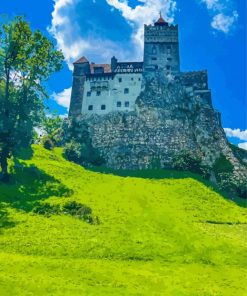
[152,45,157,54]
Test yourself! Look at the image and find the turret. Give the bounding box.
[69,56,90,117]
[143,13,180,78]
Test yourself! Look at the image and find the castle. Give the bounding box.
[69,13,197,117]
[67,14,247,192]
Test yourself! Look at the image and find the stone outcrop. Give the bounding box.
[72,73,246,187]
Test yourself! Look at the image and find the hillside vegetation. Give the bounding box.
[0,145,246,295]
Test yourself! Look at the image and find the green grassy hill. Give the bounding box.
[0,145,246,295]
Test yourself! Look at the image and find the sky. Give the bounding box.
[1,0,246,149]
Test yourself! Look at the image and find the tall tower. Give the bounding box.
[69,57,90,117]
[143,13,180,77]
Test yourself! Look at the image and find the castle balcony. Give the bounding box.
[90,81,109,91]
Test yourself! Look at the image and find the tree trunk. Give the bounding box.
[0,149,9,182]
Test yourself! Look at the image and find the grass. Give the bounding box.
[0,145,247,295]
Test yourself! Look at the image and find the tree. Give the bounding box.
[41,112,63,146]
[0,16,64,181]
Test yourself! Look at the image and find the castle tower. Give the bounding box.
[143,13,180,77]
[69,56,90,117]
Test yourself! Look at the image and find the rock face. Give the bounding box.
[74,72,246,186]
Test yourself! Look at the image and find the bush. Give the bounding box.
[172,151,210,178]
[33,203,60,217]
[213,154,233,177]
[64,140,81,162]
[42,136,55,150]
[64,140,105,166]
[63,201,96,224]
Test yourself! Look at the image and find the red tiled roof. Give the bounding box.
[73,56,89,64]
[155,12,168,26]
[90,63,111,74]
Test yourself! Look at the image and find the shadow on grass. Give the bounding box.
[89,166,247,208]
[0,156,72,217]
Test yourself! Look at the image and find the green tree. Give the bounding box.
[0,16,63,181]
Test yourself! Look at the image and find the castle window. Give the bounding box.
[125,101,129,108]
[101,104,106,110]
[138,78,141,81]
[167,58,172,61]
[152,57,157,61]
[166,65,171,70]
[118,78,122,83]
[124,88,129,94]
[87,91,91,97]
[152,45,157,54]
[131,77,134,81]
[88,105,93,111]
[167,45,171,49]
[155,65,158,70]
[117,101,121,107]
[96,91,101,96]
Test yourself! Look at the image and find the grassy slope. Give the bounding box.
[0,145,246,295]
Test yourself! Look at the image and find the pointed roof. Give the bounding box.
[154,12,168,26]
[73,56,89,64]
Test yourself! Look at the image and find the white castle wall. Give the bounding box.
[81,73,143,115]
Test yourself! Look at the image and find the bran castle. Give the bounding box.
[67,14,247,189]
[69,14,187,117]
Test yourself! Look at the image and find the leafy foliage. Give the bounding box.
[0,16,63,180]
[63,120,105,166]
[172,151,210,179]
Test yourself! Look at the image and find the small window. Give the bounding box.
[125,101,129,108]
[117,101,121,107]
[167,45,171,49]
[101,104,106,110]
[96,91,101,96]
[155,65,158,70]
[152,57,157,61]
[124,88,129,94]
[167,57,172,61]
[131,77,134,81]
[88,105,93,111]
[138,78,141,81]
[118,78,122,83]
[166,65,171,70]
[87,91,91,97]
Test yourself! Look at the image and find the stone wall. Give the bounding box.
[72,73,247,187]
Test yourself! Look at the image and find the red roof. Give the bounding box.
[155,12,168,26]
[90,63,111,74]
[73,56,89,64]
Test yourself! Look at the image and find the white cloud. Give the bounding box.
[211,11,238,33]
[224,128,247,141]
[51,87,72,110]
[48,0,91,70]
[200,0,238,33]
[238,142,247,151]
[49,0,177,71]
[106,0,176,50]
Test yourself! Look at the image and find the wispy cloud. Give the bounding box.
[224,128,247,141]
[106,0,177,51]
[200,0,238,33]
[49,0,177,70]
[211,11,238,33]
[238,142,247,151]
[51,87,72,110]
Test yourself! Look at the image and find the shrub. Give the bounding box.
[64,140,81,162]
[62,201,96,224]
[172,151,210,178]
[33,203,60,217]
[64,140,105,166]
[213,154,233,178]
[42,136,55,150]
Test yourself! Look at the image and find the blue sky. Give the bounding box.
[1,0,246,148]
